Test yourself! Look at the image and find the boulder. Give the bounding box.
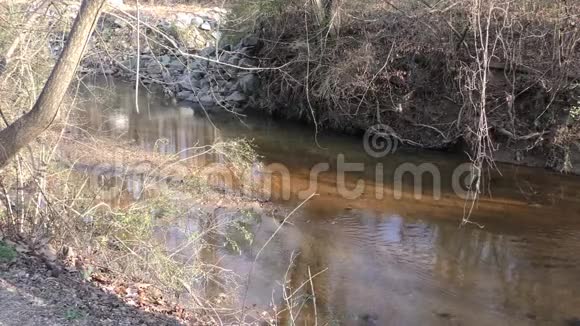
[198,46,216,58]
[179,77,201,90]
[176,13,194,26]
[226,91,247,103]
[212,31,222,41]
[199,79,210,90]
[198,94,215,105]
[146,62,163,74]
[188,61,203,70]
[219,53,231,63]
[168,60,185,73]
[177,90,194,100]
[190,70,205,79]
[239,58,258,68]
[108,0,123,7]
[240,36,259,48]
[160,55,172,65]
[227,55,241,67]
[192,16,204,28]
[112,18,128,28]
[200,22,212,31]
[238,73,259,93]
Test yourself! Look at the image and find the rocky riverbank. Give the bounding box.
[72,2,580,174]
[76,8,262,112]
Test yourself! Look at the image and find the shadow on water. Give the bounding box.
[72,79,580,325]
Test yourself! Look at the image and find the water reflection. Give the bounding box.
[75,81,580,325]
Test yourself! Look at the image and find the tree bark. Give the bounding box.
[0,0,107,169]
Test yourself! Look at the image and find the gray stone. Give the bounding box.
[219,53,231,63]
[198,94,215,105]
[160,55,172,65]
[217,79,227,87]
[238,47,254,55]
[226,91,247,102]
[224,81,236,90]
[176,90,194,99]
[176,13,194,26]
[190,70,205,79]
[238,73,259,93]
[112,18,127,28]
[200,22,212,31]
[168,60,185,73]
[224,55,241,69]
[200,79,210,89]
[121,58,137,70]
[179,77,200,90]
[239,58,258,67]
[108,0,123,7]
[146,62,163,74]
[198,46,215,58]
[162,71,174,83]
[212,31,222,40]
[240,35,259,48]
[188,61,203,70]
[212,7,227,14]
[192,16,204,28]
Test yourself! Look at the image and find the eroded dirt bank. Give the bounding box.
[79,1,580,174]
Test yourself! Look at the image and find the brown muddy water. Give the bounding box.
[75,81,580,325]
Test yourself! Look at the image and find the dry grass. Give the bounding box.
[248,0,579,167]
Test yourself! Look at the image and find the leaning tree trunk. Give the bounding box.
[0,0,107,169]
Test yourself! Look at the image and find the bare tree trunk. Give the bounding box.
[0,0,107,169]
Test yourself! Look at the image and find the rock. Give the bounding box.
[219,53,231,63]
[200,79,210,89]
[146,62,163,74]
[162,71,174,84]
[112,18,127,28]
[240,35,259,48]
[190,70,205,79]
[108,0,123,7]
[188,61,203,70]
[212,7,227,14]
[224,81,236,90]
[160,55,171,65]
[176,13,194,26]
[179,77,200,90]
[228,55,241,66]
[212,31,222,40]
[121,58,137,70]
[198,46,215,58]
[226,91,247,102]
[238,73,259,93]
[217,79,227,87]
[238,46,255,55]
[239,58,258,67]
[192,16,204,28]
[200,22,212,31]
[168,60,185,72]
[198,94,215,105]
[176,90,194,100]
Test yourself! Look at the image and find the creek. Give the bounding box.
[75,80,580,325]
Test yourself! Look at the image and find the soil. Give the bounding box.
[0,253,182,326]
